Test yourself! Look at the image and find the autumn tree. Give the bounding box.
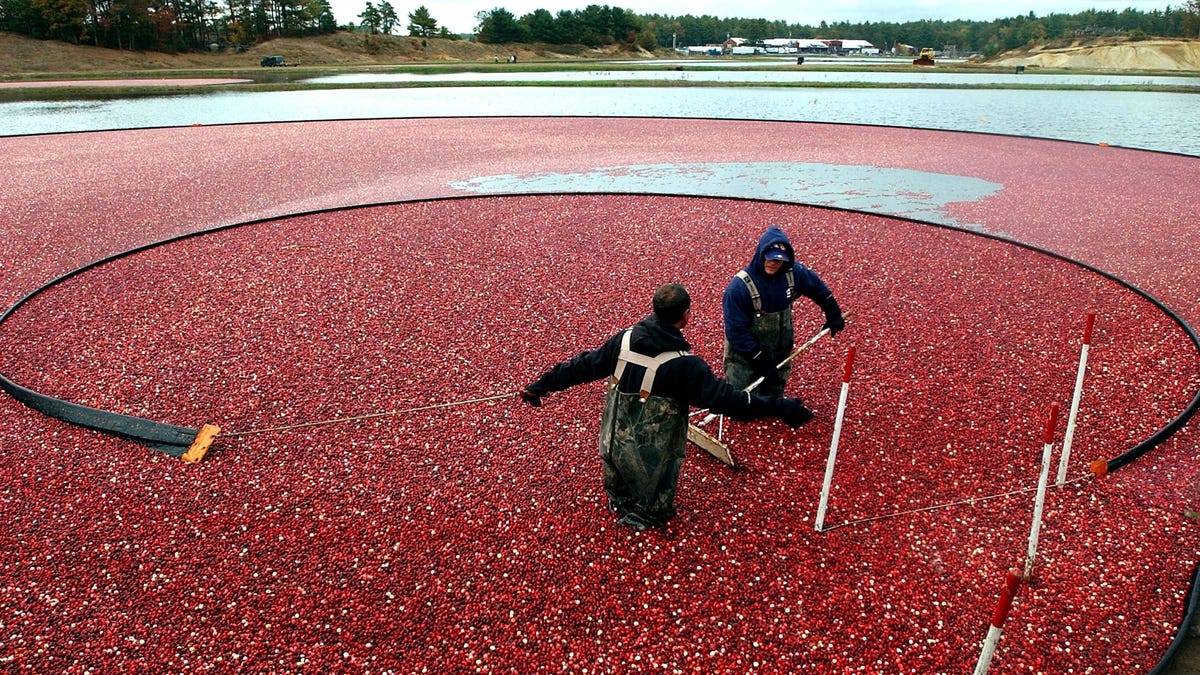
[28,0,88,41]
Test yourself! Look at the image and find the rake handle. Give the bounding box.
[696,312,850,428]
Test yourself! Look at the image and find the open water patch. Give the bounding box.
[450,161,1003,230]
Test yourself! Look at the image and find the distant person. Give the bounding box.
[722,226,844,397]
[519,283,813,532]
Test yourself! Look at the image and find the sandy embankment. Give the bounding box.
[991,38,1200,71]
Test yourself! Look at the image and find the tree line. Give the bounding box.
[2,0,1198,55]
[0,0,337,50]
[356,3,454,38]
[473,3,1200,54]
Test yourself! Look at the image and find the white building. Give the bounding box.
[762,38,830,54]
[838,39,878,54]
[762,37,877,55]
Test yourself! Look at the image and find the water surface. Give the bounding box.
[2,85,1195,156]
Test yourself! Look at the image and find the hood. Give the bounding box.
[749,226,795,274]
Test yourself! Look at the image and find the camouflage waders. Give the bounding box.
[599,332,690,526]
[723,269,796,397]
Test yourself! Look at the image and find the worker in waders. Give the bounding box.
[519,284,814,532]
[722,226,845,397]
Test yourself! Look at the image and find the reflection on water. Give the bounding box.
[11,100,108,117]
[2,85,1197,156]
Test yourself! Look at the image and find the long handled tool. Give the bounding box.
[696,313,849,429]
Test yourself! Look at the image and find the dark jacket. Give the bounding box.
[722,226,834,354]
[526,314,774,420]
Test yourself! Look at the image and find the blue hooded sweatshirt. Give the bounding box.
[722,226,832,354]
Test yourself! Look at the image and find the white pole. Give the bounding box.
[975,625,1003,675]
[1025,404,1059,580]
[973,568,1023,675]
[1057,312,1095,487]
[815,346,855,532]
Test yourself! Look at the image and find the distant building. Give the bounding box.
[762,38,829,54]
[836,39,878,54]
[762,37,877,55]
[723,37,759,55]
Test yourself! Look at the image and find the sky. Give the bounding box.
[331,0,1177,35]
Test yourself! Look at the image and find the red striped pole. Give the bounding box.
[815,346,856,532]
[1057,312,1095,487]
[973,568,1024,674]
[1025,404,1059,579]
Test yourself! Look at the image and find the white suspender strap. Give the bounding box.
[738,269,797,310]
[611,331,690,402]
[736,270,761,313]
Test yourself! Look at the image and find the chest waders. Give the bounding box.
[723,269,796,397]
[599,331,690,526]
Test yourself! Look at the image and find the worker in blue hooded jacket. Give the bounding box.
[722,226,845,397]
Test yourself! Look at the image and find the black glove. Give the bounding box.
[819,295,845,337]
[773,397,814,429]
[746,350,776,377]
[519,388,543,407]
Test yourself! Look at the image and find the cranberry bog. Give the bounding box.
[1,119,1198,673]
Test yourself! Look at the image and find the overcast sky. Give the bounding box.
[331,0,1176,35]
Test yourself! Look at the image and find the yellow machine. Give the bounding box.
[913,47,936,65]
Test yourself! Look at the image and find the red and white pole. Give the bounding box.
[1057,312,1095,487]
[815,346,855,532]
[973,568,1023,675]
[1025,403,1059,579]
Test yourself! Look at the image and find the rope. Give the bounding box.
[818,470,1096,532]
[217,391,516,439]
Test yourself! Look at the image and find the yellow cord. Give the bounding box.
[217,391,515,439]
